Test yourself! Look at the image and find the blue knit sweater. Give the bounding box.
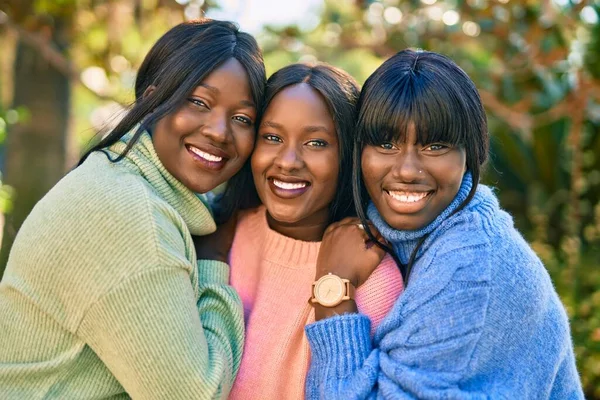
[305,174,583,399]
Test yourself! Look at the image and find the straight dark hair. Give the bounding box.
[79,19,266,223]
[353,49,489,281]
[248,62,360,222]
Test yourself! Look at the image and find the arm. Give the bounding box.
[307,239,491,399]
[355,254,404,334]
[77,258,244,399]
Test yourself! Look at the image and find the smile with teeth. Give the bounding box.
[387,190,430,203]
[272,179,308,190]
[188,145,223,162]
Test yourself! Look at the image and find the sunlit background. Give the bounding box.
[0,0,599,396]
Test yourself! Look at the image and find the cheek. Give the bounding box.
[430,152,467,187]
[361,150,385,195]
[152,117,179,164]
[234,131,256,162]
[166,108,197,135]
[320,152,339,182]
[250,144,273,177]
[313,151,340,202]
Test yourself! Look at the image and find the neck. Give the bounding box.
[266,208,330,242]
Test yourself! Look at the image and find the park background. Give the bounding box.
[0,0,598,396]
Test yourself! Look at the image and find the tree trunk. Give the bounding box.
[0,10,72,276]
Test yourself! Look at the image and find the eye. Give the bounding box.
[233,115,253,126]
[380,142,396,150]
[306,139,328,148]
[423,143,449,152]
[262,134,282,143]
[188,98,209,109]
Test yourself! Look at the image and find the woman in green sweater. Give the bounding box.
[0,19,265,399]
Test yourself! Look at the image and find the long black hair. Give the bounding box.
[79,19,266,222]
[250,62,360,222]
[353,49,489,282]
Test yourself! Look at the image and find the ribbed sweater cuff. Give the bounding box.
[197,260,230,284]
[305,314,372,374]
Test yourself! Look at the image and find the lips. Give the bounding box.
[267,175,311,199]
[186,143,229,171]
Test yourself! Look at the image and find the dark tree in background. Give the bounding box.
[0,0,74,271]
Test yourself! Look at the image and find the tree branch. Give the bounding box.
[0,12,128,106]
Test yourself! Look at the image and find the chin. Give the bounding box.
[266,206,303,224]
[386,215,428,232]
[182,177,217,195]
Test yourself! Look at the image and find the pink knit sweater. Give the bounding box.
[228,206,404,400]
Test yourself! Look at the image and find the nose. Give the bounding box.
[391,148,423,182]
[202,112,230,144]
[274,144,304,172]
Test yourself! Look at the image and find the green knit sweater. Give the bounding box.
[0,131,245,399]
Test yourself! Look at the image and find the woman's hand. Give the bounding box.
[316,217,387,288]
[192,213,238,263]
[312,217,387,320]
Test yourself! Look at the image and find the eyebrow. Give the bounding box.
[198,83,218,94]
[261,120,331,134]
[196,84,255,109]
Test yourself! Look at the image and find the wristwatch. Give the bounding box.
[310,273,355,307]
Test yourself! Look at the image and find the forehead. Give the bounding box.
[264,83,333,122]
[194,58,253,102]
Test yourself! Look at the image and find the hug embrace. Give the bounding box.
[0,18,585,399]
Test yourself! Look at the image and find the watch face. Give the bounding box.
[314,275,345,307]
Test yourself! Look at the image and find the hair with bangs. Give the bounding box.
[256,62,360,222]
[79,19,266,223]
[354,49,489,281]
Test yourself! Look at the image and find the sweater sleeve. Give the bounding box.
[355,254,404,334]
[305,241,491,400]
[76,258,244,399]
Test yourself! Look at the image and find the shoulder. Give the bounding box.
[6,154,192,331]
[13,152,191,284]
[424,184,512,267]
[415,184,554,315]
[432,184,543,277]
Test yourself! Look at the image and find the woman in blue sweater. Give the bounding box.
[306,50,584,399]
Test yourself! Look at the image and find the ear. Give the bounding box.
[143,85,156,99]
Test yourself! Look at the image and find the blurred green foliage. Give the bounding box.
[0,0,598,396]
[0,100,14,215]
[0,159,12,217]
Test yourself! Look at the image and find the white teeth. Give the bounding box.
[188,146,223,162]
[388,191,429,203]
[273,180,307,190]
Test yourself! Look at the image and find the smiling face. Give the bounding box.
[251,83,339,240]
[362,123,466,231]
[152,58,256,194]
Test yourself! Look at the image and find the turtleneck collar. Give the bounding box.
[368,172,473,264]
[104,129,216,236]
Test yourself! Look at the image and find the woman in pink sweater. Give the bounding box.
[224,63,404,399]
